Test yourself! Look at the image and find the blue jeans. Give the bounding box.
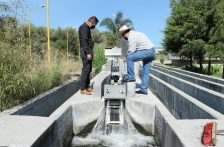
[127,48,155,93]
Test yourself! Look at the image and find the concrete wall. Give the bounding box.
[151,81,224,147]
[32,106,73,147]
[32,98,104,147]
[72,100,104,135]
[171,60,192,67]
[93,71,111,98]
[152,65,224,94]
[154,64,224,85]
[0,72,104,147]
[154,103,224,147]
[31,72,105,147]
[126,99,155,135]
[1,78,80,117]
[171,59,222,67]
[154,105,184,147]
[150,74,224,119]
[151,68,224,114]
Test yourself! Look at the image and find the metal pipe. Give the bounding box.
[46,0,51,64]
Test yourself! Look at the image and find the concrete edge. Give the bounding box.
[151,68,224,98]
[152,65,224,88]
[153,64,224,84]
[31,106,74,147]
[150,74,224,119]
[72,99,104,135]
[0,77,80,116]
[126,99,155,135]
[92,71,111,98]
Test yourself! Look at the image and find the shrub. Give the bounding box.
[212,64,221,74]
[0,45,79,111]
[93,45,106,74]
[183,65,207,74]
[160,56,165,64]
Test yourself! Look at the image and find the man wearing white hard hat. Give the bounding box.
[119,25,155,95]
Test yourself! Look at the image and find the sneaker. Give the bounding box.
[80,89,92,95]
[136,90,147,95]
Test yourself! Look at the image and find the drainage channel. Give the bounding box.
[71,56,158,147]
[71,102,157,147]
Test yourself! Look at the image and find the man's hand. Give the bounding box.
[87,54,92,60]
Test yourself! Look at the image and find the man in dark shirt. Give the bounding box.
[79,16,98,95]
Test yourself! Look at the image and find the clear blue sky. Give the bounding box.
[26,0,171,47]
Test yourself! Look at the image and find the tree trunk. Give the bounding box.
[199,55,203,73]
[208,57,211,75]
[189,54,193,68]
[222,64,224,79]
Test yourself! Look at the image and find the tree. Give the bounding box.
[163,0,192,67]
[210,0,224,78]
[164,0,213,72]
[100,11,133,47]
[91,29,104,45]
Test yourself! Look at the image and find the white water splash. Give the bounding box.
[72,133,155,147]
[72,109,156,147]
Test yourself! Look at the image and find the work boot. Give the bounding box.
[80,89,92,95]
[87,88,93,93]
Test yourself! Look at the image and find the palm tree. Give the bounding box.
[100,11,133,47]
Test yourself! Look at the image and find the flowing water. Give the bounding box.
[71,108,157,147]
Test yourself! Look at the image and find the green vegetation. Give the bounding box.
[93,11,133,74]
[100,11,133,47]
[0,1,96,111]
[212,66,223,78]
[181,64,222,78]
[156,51,167,64]
[93,45,106,74]
[163,0,224,78]
[0,0,132,111]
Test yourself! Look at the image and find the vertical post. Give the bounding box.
[67,29,69,62]
[28,9,32,62]
[46,0,51,64]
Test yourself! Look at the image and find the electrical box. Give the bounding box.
[104,84,126,99]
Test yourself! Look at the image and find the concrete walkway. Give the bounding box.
[0,115,53,146]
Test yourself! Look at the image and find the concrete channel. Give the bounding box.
[0,49,224,147]
[153,64,224,85]
[150,68,224,114]
[152,65,224,94]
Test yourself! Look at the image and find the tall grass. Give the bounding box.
[24,63,63,99]
[93,45,106,74]
[0,2,83,111]
[211,65,223,79]
[0,38,105,112]
[0,41,30,110]
[0,44,104,112]
[0,43,81,112]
